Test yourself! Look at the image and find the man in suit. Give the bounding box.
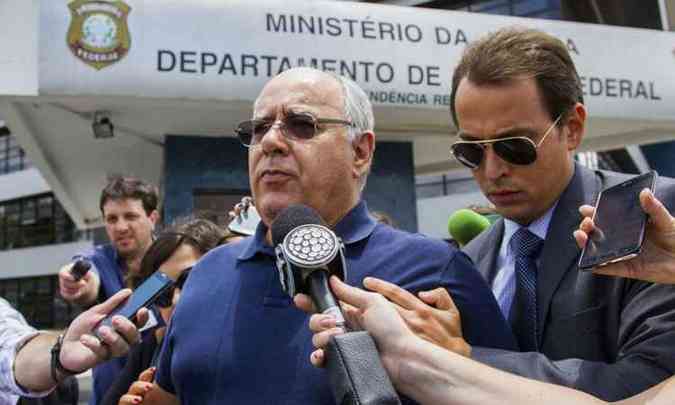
[446,27,675,401]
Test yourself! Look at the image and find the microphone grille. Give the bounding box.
[271,204,325,246]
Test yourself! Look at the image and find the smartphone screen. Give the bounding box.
[95,272,173,337]
[578,171,657,270]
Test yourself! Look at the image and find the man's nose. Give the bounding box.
[113,219,130,232]
[260,122,290,155]
[482,146,509,181]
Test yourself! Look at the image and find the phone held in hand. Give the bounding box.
[228,204,261,236]
[95,271,173,339]
[578,170,658,271]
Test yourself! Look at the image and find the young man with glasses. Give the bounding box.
[142,67,518,405]
[422,27,675,401]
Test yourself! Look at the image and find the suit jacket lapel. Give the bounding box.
[537,164,601,344]
[463,219,504,283]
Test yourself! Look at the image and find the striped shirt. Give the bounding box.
[0,297,50,403]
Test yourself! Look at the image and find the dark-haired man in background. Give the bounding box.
[57,176,160,405]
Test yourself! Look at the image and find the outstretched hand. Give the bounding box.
[60,289,148,372]
[574,188,675,284]
[296,276,415,384]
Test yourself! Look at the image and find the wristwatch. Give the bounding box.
[50,334,81,383]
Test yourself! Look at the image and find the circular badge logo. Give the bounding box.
[67,0,131,70]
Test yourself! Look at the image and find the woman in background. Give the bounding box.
[101,219,228,405]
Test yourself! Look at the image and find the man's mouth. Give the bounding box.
[260,169,292,182]
[487,190,523,205]
[116,237,132,246]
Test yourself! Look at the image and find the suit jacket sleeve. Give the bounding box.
[472,277,675,401]
[439,251,518,351]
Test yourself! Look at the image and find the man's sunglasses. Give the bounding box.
[234,113,355,147]
[155,267,192,308]
[450,115,562,169]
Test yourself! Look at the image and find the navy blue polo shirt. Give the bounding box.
[74,244,127,405]
[156,201,516,404]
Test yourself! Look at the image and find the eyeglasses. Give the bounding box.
[234,113,355,147]
[450,115,563,169]
[155,267,192,308]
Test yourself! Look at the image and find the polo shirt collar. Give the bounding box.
[237,200,377,261]
[333,200,377,245]
[109,244,128,274]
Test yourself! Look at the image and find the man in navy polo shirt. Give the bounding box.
[147,67,516,405]
[58,176,159,405]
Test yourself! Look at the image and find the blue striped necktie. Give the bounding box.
[510,228,544,352]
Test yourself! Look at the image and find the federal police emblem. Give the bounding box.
[67,0,131,70]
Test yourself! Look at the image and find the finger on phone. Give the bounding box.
[578,204,595,218]
[641,189,673,231]
[573,229,588,249]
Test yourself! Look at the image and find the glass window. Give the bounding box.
[0,193,77,250]
[0,280,19,306]
[0,276,80,329]
[0,132,31,175]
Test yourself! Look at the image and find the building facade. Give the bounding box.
[0,122,86,328]
[0,0,673,324]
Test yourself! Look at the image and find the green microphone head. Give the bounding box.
[448,209,491,247]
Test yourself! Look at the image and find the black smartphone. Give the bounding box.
[578,171,658,271]
[95,271,173,338]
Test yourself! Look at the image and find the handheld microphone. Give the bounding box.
[448,208,491,247]
[70,260,91,281]
[273,204,402,405]
[272,204,346,327]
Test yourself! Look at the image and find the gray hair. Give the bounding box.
[254,67,376,191]
[328,72,375,191]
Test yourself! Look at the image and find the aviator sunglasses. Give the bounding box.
[450,115,562,169]
[234,112,356,147]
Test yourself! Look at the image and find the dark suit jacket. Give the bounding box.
[465,163,675,401]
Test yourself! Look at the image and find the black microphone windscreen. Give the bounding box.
[271,204,325,246]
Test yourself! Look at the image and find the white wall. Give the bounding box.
[0,0,39,96]
[0,168,50,202]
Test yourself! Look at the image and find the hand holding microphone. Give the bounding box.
[274,204,401,405]
[59,259,97,304]
[272,205,347,328]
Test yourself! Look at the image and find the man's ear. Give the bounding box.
[352,131,375,180]
[148,210,160,228]
[565,102,586,151]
